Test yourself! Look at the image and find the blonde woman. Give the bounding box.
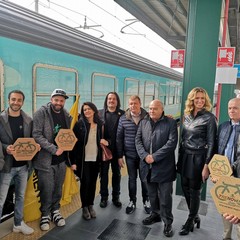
[177,87,217,235]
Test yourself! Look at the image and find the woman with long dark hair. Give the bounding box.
[177,87,217,235]
[70,102,108,220]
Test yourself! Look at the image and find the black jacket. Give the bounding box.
[99,108,124,155]
[70,118,103,179]
[135,114,178,183]
[180,110,217,164]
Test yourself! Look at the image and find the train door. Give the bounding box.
[124,78,140,109]
[91,73,117,109]
[33,63,78,114]
[0,59,4,111]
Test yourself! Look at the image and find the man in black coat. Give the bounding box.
[136,100,178,238]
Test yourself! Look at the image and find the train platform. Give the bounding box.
[0,171,238,240]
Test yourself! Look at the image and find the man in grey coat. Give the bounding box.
[135,100,178,238]
[32,89,72,231]
[0,90,34,235]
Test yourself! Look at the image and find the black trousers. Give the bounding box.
[147,181,173,225]
[80,161,99,207]
[100,157,121,200]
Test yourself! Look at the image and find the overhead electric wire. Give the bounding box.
[11,0,173,57]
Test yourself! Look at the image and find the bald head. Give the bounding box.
[228,98,240,123]
[149,100,164,122]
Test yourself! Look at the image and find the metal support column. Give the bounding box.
[176,0,222,200]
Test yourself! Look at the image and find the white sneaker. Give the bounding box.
[126,201,136,214]
[40,216,51,231]
[51,210,65,227]
[13,221,34,235]
[143,200,151,214]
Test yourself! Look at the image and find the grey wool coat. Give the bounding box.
[32,103,72,171]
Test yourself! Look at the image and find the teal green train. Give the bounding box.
[0,1,182,120]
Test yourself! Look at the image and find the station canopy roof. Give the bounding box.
[114,0,240,63]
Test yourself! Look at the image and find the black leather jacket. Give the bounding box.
[180,109,217,164]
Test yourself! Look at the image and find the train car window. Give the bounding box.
[144,82,156,110]
[33,63,78,113]
[159,83,167,105]
[124,78,140,109]
[92,73,116,109]
[168,84,176,105]
[0,59,4,111]
[176,85,182,104]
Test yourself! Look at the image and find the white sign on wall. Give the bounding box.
[215,67,238,84]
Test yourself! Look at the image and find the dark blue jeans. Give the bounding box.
[100,157,121,200]
[126,157,148,203]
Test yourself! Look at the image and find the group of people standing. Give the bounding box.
[0,87,239,239]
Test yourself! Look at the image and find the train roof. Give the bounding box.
[0,1,183,81]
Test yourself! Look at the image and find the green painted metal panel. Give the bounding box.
[176,0,222,201]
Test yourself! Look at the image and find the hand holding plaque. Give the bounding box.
[210,176,240,219]
[13,138,39,161]
[55,129,77,151]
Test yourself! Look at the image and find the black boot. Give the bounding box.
[179,217,194,235]
[181,182,190,209]
[194,215,201,229]
[189,189,201,229]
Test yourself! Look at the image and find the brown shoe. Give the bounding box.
[88,205,96,218]
[82,207,91,220]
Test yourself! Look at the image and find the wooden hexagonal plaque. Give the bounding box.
[209,154,233,181]
[13,138,38,161]
[55,129,77,151]
[210,176,240,218]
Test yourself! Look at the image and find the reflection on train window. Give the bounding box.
[159,83,167,105]
[124,78,139,109]
[92,73,116,109]
[176,85,182,104]
[168,84,176,105]
[33,63,78,113]
[144,82,156,109]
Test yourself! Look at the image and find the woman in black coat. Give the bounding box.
[70,102,108,220]
[177,87,217,235]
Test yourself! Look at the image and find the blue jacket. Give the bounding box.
[135,114,178,183]
[218,120,240,177]
[116,108,147,160]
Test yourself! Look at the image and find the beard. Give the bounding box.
[9,104,21,112]
[51,104,63,113]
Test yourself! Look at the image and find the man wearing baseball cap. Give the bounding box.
[32,89,72,231]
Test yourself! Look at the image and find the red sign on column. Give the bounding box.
[170,50,185,68]
[217,47,235,67]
